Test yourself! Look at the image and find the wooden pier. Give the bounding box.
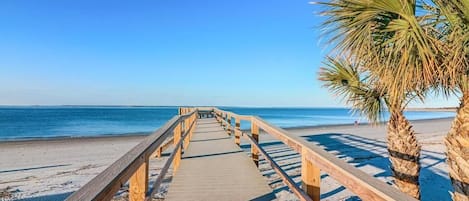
[66,107,417,201]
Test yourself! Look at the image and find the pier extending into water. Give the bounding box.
[66,107,417,201]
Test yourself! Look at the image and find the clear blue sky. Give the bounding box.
[0,0,458,107]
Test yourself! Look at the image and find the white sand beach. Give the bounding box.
[0,118,453,201]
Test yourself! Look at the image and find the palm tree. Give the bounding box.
[319,57,422,199]
[426,0,469,199]
[318,0,468,199]
[317,0,440,198]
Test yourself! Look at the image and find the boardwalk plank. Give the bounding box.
[165,118,274,201]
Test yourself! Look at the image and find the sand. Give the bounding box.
[0,118,454,201]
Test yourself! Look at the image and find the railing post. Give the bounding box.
[222,113,227,129]
[184,113,195,149]
[235,118,241,146]
[227,115,232,135]
[173,122,182,172]
[191,113,196,139]
[301,147,320,201]
[183,117,189,149]
[129,157,149,201]
[251,121,259,167]
[220,113,224,126]
[183,116,188,149]
[156,146,163,158]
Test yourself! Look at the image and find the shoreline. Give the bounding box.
[0,132,150,143]
[0,116,455,143]
[0,134,147,146]
[280,116,454,130]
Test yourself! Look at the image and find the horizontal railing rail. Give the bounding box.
[66,107,198,201]
[213,108,417,201]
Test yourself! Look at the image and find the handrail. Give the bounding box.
[214,108,417,201]
[66,108,198,201]
[146,115,197,200]
[213,107,251,121]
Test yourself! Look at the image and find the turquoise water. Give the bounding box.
[0,106,455,140]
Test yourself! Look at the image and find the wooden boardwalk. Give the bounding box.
[67,108,417,201]
[165,118,275,201]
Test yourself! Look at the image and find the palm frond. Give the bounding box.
[319,56,387,123]
[317,0,441,104]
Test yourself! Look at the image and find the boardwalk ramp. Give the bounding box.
[164,118,274,201]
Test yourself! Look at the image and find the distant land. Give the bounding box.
[406,107,457,112]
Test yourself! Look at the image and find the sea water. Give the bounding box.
[0,106,455,140]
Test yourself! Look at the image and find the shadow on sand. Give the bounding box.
[241,132,451,201]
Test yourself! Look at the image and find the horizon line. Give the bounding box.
[0,104,457,110]
[0,104,349,108]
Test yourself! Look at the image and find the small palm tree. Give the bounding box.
[319,57,422,198]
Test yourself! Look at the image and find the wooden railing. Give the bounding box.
[66,106,417,201]
[66,107,198,201]
[212,108,417,201]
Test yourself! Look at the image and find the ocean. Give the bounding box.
[0,106,455,140]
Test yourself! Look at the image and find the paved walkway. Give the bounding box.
[165,118,274,201]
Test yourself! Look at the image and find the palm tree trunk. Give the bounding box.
[446,93,469,201]
[387,110,421,199]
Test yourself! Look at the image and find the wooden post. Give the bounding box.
[190,114,195,139]
[301,147,320,201]
[129,157,149,201]
[227,115,232,135]
[184,117,189,149]
[251,122,259,167]
[222,113,226,126]
[220,113,223,126]
[173,123,182,172]
[184,114,194,149]
[189,114,194,140]
[156,146,162,158]
[222,113,226,128]
[235,118,240,146]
